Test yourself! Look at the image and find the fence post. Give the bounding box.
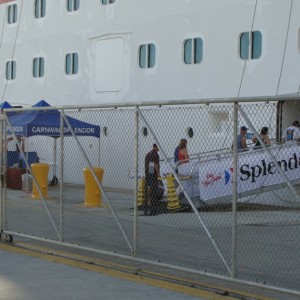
[231,102,238,278]
[59,109,64,242]
[0,114,4,232]
[133,106,139,257]
[0,114,8,233]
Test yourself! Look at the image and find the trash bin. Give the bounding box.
[7,167,26,190]
[83,167,104,207]
[31,163,49,199]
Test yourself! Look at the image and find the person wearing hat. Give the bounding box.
[144,144,160,215]
[234,126,249,151]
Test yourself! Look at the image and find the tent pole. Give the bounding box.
[25,137,28,170]
[98,138,100,167]
[54,138,57,178]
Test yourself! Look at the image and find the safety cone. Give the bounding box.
[166,174,181,211]
[137,177,146,209]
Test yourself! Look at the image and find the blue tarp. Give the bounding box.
[7,100,100,138]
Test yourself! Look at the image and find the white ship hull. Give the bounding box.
[0,0,299,106]
[1,0,300,202]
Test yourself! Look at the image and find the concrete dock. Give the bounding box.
[0,240,299,300]
[1,185,300,299]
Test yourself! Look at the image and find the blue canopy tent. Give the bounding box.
[0,101,19,116]
[7,100,100,184]
[7,100,100,138]
[0,101,23,166]
[0,101,13,109]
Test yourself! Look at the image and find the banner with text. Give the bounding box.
[198,144,300,201]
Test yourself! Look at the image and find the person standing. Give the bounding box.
[252,127,271,149]
[177,139,196,202]
[282,121,300,143]
[16,136,25,168]
[178,138,189,164]
[144,144,160,215]
[233,126,249,151]
[173,143,180,164]
[174,138,188,172]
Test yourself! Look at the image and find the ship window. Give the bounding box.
[6,61,16,80]
[35,0,46,19]
[101,0,115,4]
[66,53,79,75]
[67,0,80,12]
[142,127,148,136]
[187,127,194,138]
[183,38,203,64]
[33,57,45,78]
[240,31,262,60]
[139,43,156,68]
[7,4,18,24]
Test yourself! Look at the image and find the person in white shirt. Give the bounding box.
[282,121,300,143]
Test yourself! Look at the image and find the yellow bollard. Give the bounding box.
[166,174,181,211]
[83,167,104,207]
[31,163,50,199]
[137,177,146,208]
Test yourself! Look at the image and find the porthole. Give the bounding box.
[142,127,148,136]
[187,127,194,138]
[103,126,108,136]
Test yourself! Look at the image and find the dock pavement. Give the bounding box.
[0,240,299,300]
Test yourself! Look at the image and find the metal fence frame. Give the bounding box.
[0,95,300,296]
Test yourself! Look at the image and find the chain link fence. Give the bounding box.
[0,99,299,293]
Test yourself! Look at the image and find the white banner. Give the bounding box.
[198,144,300,201]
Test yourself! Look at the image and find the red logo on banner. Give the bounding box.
[202,173,222,187]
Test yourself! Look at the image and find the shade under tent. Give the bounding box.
[7,100,101,184]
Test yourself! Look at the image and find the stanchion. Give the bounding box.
[31,163,50,199]
[166,174,181,211]
[83,167,104,207]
